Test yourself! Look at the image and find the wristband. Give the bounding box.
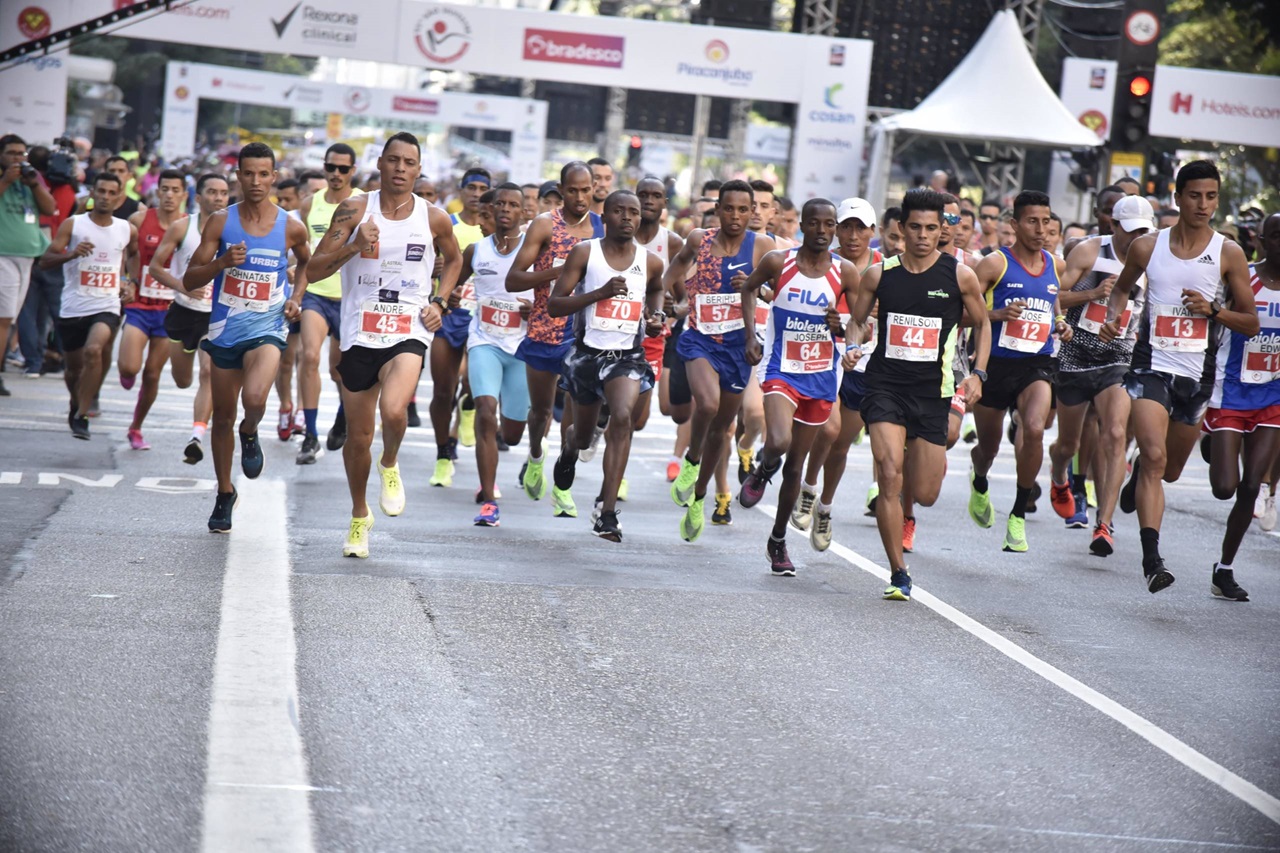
[1055,314,1066,323]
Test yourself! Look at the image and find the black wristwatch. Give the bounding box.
[429,295,446,310]
[972,368,988,383]
[1209,300,1222,319]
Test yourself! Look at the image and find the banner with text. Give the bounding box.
[790,38,874,202]
[0,0,71,141]
[1149,66,1280,149]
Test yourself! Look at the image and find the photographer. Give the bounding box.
[16,139,79,377]
[0,134,55,396]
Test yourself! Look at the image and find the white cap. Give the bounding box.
[1113,195,1155,233]
[837,197,876,227]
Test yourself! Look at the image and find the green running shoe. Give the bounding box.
[552,486,578,518]
[968,468,994,528]
[429,458,454,488]
[522,457,547,501]
[679,497,706,542]
[1003,514,1028,552]
[670,457,701,507]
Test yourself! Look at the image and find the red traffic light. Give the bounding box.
[629,135,642,149]
[1129,75,1152,98]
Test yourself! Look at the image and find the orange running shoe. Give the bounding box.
[666,459,681,482]
[902,516,916,553]
[1089,522,1114,557]
[1049,480,1075,519]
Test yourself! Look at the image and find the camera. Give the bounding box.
[45,136,78,186]
[20,163,37,181]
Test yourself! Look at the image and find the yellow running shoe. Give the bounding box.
[429,458,454,488]
[343,515,374,558]
[523,457,547,500]
[378,461,405,517]
[680,497,706,542]
[711,493,733,525]
[552,486,578,518]
[670,457,700,507]
[1003,515,1028,553]
[736,445,754,485]
[1085,479,1097,509]
[617,477,629,502]
[458,407,476,448]
[968,468,994,528]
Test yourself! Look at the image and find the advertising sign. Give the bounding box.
[790,38,874,202]
[1149,65,1280,149]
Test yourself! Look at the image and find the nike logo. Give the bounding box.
[271,2,301,38]
[283,84,296,99]
[727,262,749,271]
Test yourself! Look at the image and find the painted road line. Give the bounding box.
[754,502,1280,826]
[200,477,316,853]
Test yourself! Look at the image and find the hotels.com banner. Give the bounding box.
[1150,66,1280,149]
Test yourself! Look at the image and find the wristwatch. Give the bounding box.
[429,295,446,310]
[972,368,988,383]
[649,310,667,323]
[1209,300,1222,319]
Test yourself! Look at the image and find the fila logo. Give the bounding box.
[1170,92,1193,114]
[785,288,830,308]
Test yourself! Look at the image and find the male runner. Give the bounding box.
[1048,195,1153,553]
[848,188,990,600]
[296,143,362,463]
[587,157,614,217]
[771,196,799,242]
[547,189,665,541]
[666,180,775,541]
[275,179,300,212]
[1103,160,1258,593]
[507,161,603,518]
[150,172,230,464]
[415,178,438,205]
[978,199,1002,252]
[79,156,145,220]
[520,183,540,223]
[879,206,905,257]
[120,169,186,450]
[41,172,138,439]
[634,176,684,432]
[738,198,859,575]
[182,143,312,533]
[427,168,488,484]
[968,191,1071,553]
[306,132,447,558]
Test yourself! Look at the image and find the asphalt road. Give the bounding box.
[1,355,1277,853]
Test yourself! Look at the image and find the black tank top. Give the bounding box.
[866,252,963,398]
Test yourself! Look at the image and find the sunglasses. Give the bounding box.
[324,163,352,174]
[979,213,999,221]
[943,213,962,226]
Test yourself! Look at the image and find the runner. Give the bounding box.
[734,180,782,488]
[274,170,327,439]
[879,206,905,257]
[507,161,603,519]
[181,142,312,533]
[427,168,488,486]
[296,143,362,464]
[847,188,991,600]
[666,180,775,542]
[547,189,665,541]
[119,169,187,450]
[1047,195,1153,555]
[40,172,138,440]
[587,157,614,218]
[737,198,859,575]
[149,172,230,464]
[460,184,531,527]
[791,197,881,550]
[968,190,1072,554]
[1201,212,1280,600]
[1103,160,1258,593]
[633,175,683,434]
[305,132,447,558]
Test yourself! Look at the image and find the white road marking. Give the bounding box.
[756,502,1280,827]
[200,477,315,853]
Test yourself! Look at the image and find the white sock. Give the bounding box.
[1216,562,1232,572]
[801,481,817,495]
[817,500,832,514]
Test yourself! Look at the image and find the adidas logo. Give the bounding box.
[1198,255,1215,265]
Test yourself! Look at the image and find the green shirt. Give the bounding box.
[0,183,50,258]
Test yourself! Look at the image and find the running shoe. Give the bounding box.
[1120,455,1140,514]
[671,457,700,507]
[738,458,777,508]
[292,410,305,436]
[517,460,528,488]
[1143,557,1175,594]
[884,569,912,601]
[767,537,795,577]
[1049,480,1075,519]
[127,428,151,451]
[1089,522,1114,557]
[865,483,879,517]
[474,486,503,503]
[679,497,705,542]
[0,377,8,397]
[902,516,916,553]
[522,457,546,500]
[553,450,578,491]
[1085,480,1097,509]
[666,458,681,482]
[852,427,865,446]
[458,406,476,448]
[810,508,833,552]
[240,430,264,479]
[406,400,421,428]
[1259,494,1278,532]
[474,501,501,527]
[1210,565,1249,602]
[497,435,510,452]
[343,515,373,558]
[1002,515,1028,553]
[961,414,977,444]
[277,407,294,441]
[552,486,577,518]
[326,415,347,452]
[1065,493,1089,529]
[446,436,459,461]
[429,458,454,488]
[791,489,817,531]
[208,488,239,533]
[736,445,754,485]
[296,434,320,465]
[378,461,405,517]
[617,478,629,502]
[711,493,733,525]
[1026,481,1041,514]
[968,468,993,528]
[87,396,100,418]
[592,509,622,542]
[70,415,90,440]
[183,437,203,465]
[120,373,136,391]
[579,426,604,463]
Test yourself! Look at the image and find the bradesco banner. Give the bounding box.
[1149,66,1280,149]
[790,38,874,202]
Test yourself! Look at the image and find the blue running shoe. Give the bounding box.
[883,569,912,601]
[1065,493,1089,529]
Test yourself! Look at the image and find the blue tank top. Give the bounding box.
[1210,267,1280,411]
[207,204,290,347]
[988,246,1059,360]
[686,229,756,347]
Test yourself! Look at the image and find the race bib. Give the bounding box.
[998,309,1052,354]
[1241,334,1280,385]
[358,298,413,345]
[139,269,174,302]
[1079,299,1131,336]
[79,262,119,296]
[1151,303,1209,353]
[781,329,833,374]
[885,312,941,362]
[693,292,744,335]
[590,295,644,333]
[478,296,524,336]
[456,279,477,314]
[219,267,275,313]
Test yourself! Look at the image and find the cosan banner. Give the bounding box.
[1149,66,1280,149]
[790,37,874,203]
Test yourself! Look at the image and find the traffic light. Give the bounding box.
[627,135,643,168]
[1114,67,1155,147]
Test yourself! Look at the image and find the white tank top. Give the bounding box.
[61,214,130,319]
[171,215,213,313]
[467,232,528,355]
[635,225,671,273]
[338,191,436,351]
[1143,227,1225,378]
[580,238,647,351]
